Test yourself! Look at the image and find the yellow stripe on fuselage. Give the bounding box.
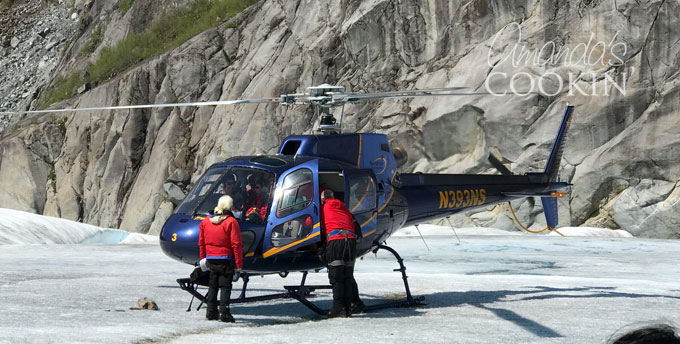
[376,169,399,213]
[356,134,362,167]
[374,157,387,175]
[378,187,394,213]
[262,224,321,258]
[360,212,377,228]
[362,229,377,237]
[368,168,400,237]
[351,181,372,213]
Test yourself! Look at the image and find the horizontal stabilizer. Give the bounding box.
[488,153,512,175]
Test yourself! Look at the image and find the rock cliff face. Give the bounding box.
[0,0,78,132]
[1,0,678,238]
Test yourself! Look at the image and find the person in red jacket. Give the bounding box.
[244,178,267,222]
[199,195,243,323]
[320,189,364,317]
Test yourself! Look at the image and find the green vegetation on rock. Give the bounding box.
[117,0,134,15]
[78,26,103,56]
[0,1,12,11]
[40,0,258,108]
[38,73,84,109]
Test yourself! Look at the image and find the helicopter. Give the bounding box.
[1,84,573,315]
[155,84,573,314]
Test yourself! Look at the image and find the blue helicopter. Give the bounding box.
[155,85,573,314]
[2,84,573,314]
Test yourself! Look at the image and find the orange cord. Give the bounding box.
[508,202,565,237]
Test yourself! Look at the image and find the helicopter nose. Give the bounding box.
[159,215,201,264]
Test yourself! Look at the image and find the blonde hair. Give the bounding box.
[214,195,234,215]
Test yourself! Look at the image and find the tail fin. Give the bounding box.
[541,197,559,228]
[543,105,574,182]
[540,105,573,229]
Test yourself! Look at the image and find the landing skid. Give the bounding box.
[176,244,424,315]
[363,243,425,312]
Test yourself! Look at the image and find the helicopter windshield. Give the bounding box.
[174,166,275,222]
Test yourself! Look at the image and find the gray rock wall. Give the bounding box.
[0,0,78,132]
[0,0,678,238]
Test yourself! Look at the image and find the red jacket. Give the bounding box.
[199,215,244,269]
[245,193,268,219]
[321,199,356,241]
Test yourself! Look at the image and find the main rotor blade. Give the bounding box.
[344,91,495,101]
[341,87,470,97]
[344,88,540,102]
[0,97,281,115]
[0,85,540,116]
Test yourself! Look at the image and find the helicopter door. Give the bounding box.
[262,159,321,258]
[342,169,378,237]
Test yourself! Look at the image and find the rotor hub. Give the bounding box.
[318,109,340,135]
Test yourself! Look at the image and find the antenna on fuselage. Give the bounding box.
[414,224,430,251]
[445,216,461,245]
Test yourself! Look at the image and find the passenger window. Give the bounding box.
[276,169,313,218]
[271,214,314,246]
[348,175,376,214]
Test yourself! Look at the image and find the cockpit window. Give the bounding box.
[276,168,313,218]
[174,167,275,222]
[174,168,226,215]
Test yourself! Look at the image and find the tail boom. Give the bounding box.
[397,173,568,226]
[396,105,574,227]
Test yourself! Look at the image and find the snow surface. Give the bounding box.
[546,226,634,237]
[0,208,157,245]
[394,224,523,237]
[394,224,634,238]
[0,211,678,343]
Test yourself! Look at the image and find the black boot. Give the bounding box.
[327,307,347,318]
[206,308,218,321]
[351,301,366,314]
[220,312,235,323]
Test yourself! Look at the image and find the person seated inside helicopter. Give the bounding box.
[220,173,244,218]
[196,173,243,217]
[280,181,313,214]
[244,175,272,223]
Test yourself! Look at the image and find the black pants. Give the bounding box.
[325,238,361,314]
[206,259,234,315]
